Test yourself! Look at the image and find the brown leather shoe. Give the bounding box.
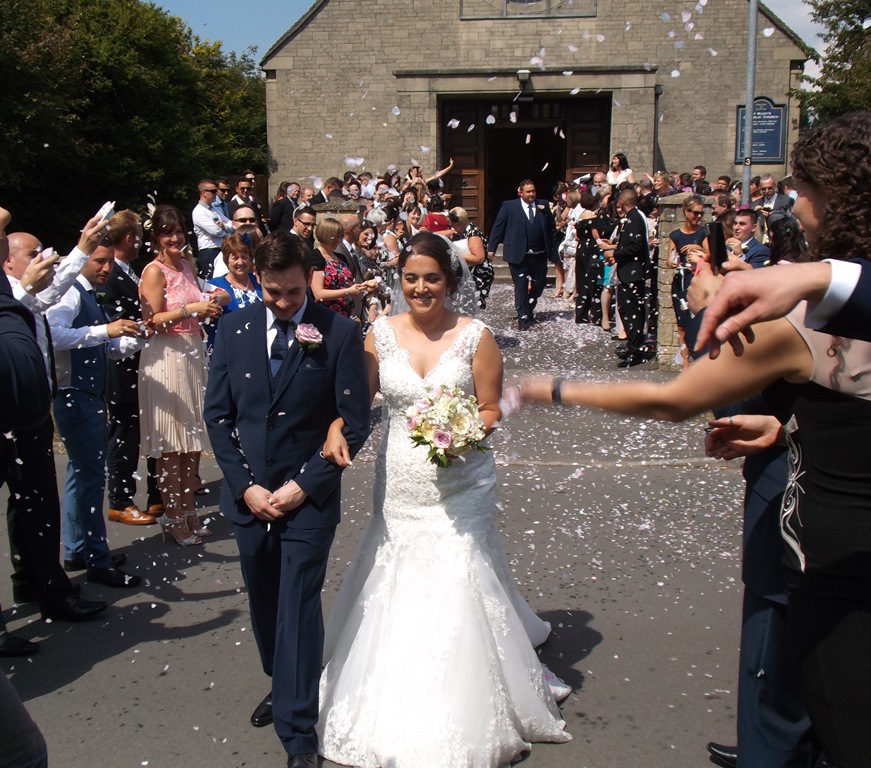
[108,506,156,526]
[147,503,165,514]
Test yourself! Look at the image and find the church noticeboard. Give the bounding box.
[734,96,787,164]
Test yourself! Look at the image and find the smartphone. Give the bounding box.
[708,220,728,274]
[96,201,116,222]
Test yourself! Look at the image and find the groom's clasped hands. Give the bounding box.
[242,482,308,521]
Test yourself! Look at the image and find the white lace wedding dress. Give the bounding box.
[317,317,571,768]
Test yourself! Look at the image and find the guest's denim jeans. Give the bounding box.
[53,389,112,568]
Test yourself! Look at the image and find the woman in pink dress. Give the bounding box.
[139,206,229,545]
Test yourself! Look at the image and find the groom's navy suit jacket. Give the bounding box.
[488,198,557,265]
[204,300,370,528]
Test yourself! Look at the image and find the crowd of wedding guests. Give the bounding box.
[0,158,801,648]
[1,118,855,768]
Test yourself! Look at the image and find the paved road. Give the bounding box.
[0,286,745,768]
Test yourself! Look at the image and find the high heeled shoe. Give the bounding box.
[185,512,213,538]
[156,516,202,547]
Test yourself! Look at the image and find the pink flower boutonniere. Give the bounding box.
[536,204,546,210]
[295,323,323,351]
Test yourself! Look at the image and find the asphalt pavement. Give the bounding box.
[0,284,745,768]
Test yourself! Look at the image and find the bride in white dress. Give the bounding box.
[317,232,571,768]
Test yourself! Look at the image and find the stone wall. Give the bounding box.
[264,0,807,196]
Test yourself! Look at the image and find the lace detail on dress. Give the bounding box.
[318,315,570,768]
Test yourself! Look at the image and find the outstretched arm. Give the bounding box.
[694,261,835,358]
[424,157,454,184]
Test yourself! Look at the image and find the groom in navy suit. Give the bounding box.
[204,232,370,768]
[487,179,556,329]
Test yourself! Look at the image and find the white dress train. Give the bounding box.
[317,317,571,768]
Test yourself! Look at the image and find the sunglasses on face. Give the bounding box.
[234,217,256,223]
[204,188,217,194]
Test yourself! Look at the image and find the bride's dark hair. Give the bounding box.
[398,232,460,296]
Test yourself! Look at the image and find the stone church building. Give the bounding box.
[261,0,811,228]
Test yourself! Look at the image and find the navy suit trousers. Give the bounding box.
[738,589,817,767]
[235,519,335,755]
[509,253,547,320]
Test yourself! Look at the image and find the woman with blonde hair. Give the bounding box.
[311,217,369,318]
[138,205,230,545]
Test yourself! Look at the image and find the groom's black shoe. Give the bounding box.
[287,754,317,768]
[706,742,737,768]
[250,691,272,727]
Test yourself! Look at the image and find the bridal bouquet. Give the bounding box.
[406,385,489,467]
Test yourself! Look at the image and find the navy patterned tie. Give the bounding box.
[270,319,291,378]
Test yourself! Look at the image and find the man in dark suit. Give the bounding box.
[3,218,109,621]
[599,188,649,367]
[290,206,316,250]
[728,209,770,269]
[0,265,50,765]
[334,212,367,322]
[752,174,793,244]
[487,179,557,329]
[751,174,794,217]
[308,177,342,207]
[204,232,370,768]
[100,210,162,525]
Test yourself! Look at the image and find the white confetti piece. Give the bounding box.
[763,27,774,37]
[486,114,496,124]
[671,69,681,78]
[660,11,671,21]
[681,10,692,22]
[467,123,475,132]
[708,48,718,56]
[568,43,578,53]
[447,118,460,129]
[391,106,401,115]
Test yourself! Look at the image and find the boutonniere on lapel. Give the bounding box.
[295,323,323,351]
[536,204,546,211]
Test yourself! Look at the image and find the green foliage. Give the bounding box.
[0,0,266,249]
[796,0,871,121]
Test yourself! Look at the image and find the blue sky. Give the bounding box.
[155,0,825,61]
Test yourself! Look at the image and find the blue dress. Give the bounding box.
[205,273,262,353]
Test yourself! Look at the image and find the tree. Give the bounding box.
[0,0,266,249]
[797,0,871,121]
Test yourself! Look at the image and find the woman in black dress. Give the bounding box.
[667,195,708,370]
